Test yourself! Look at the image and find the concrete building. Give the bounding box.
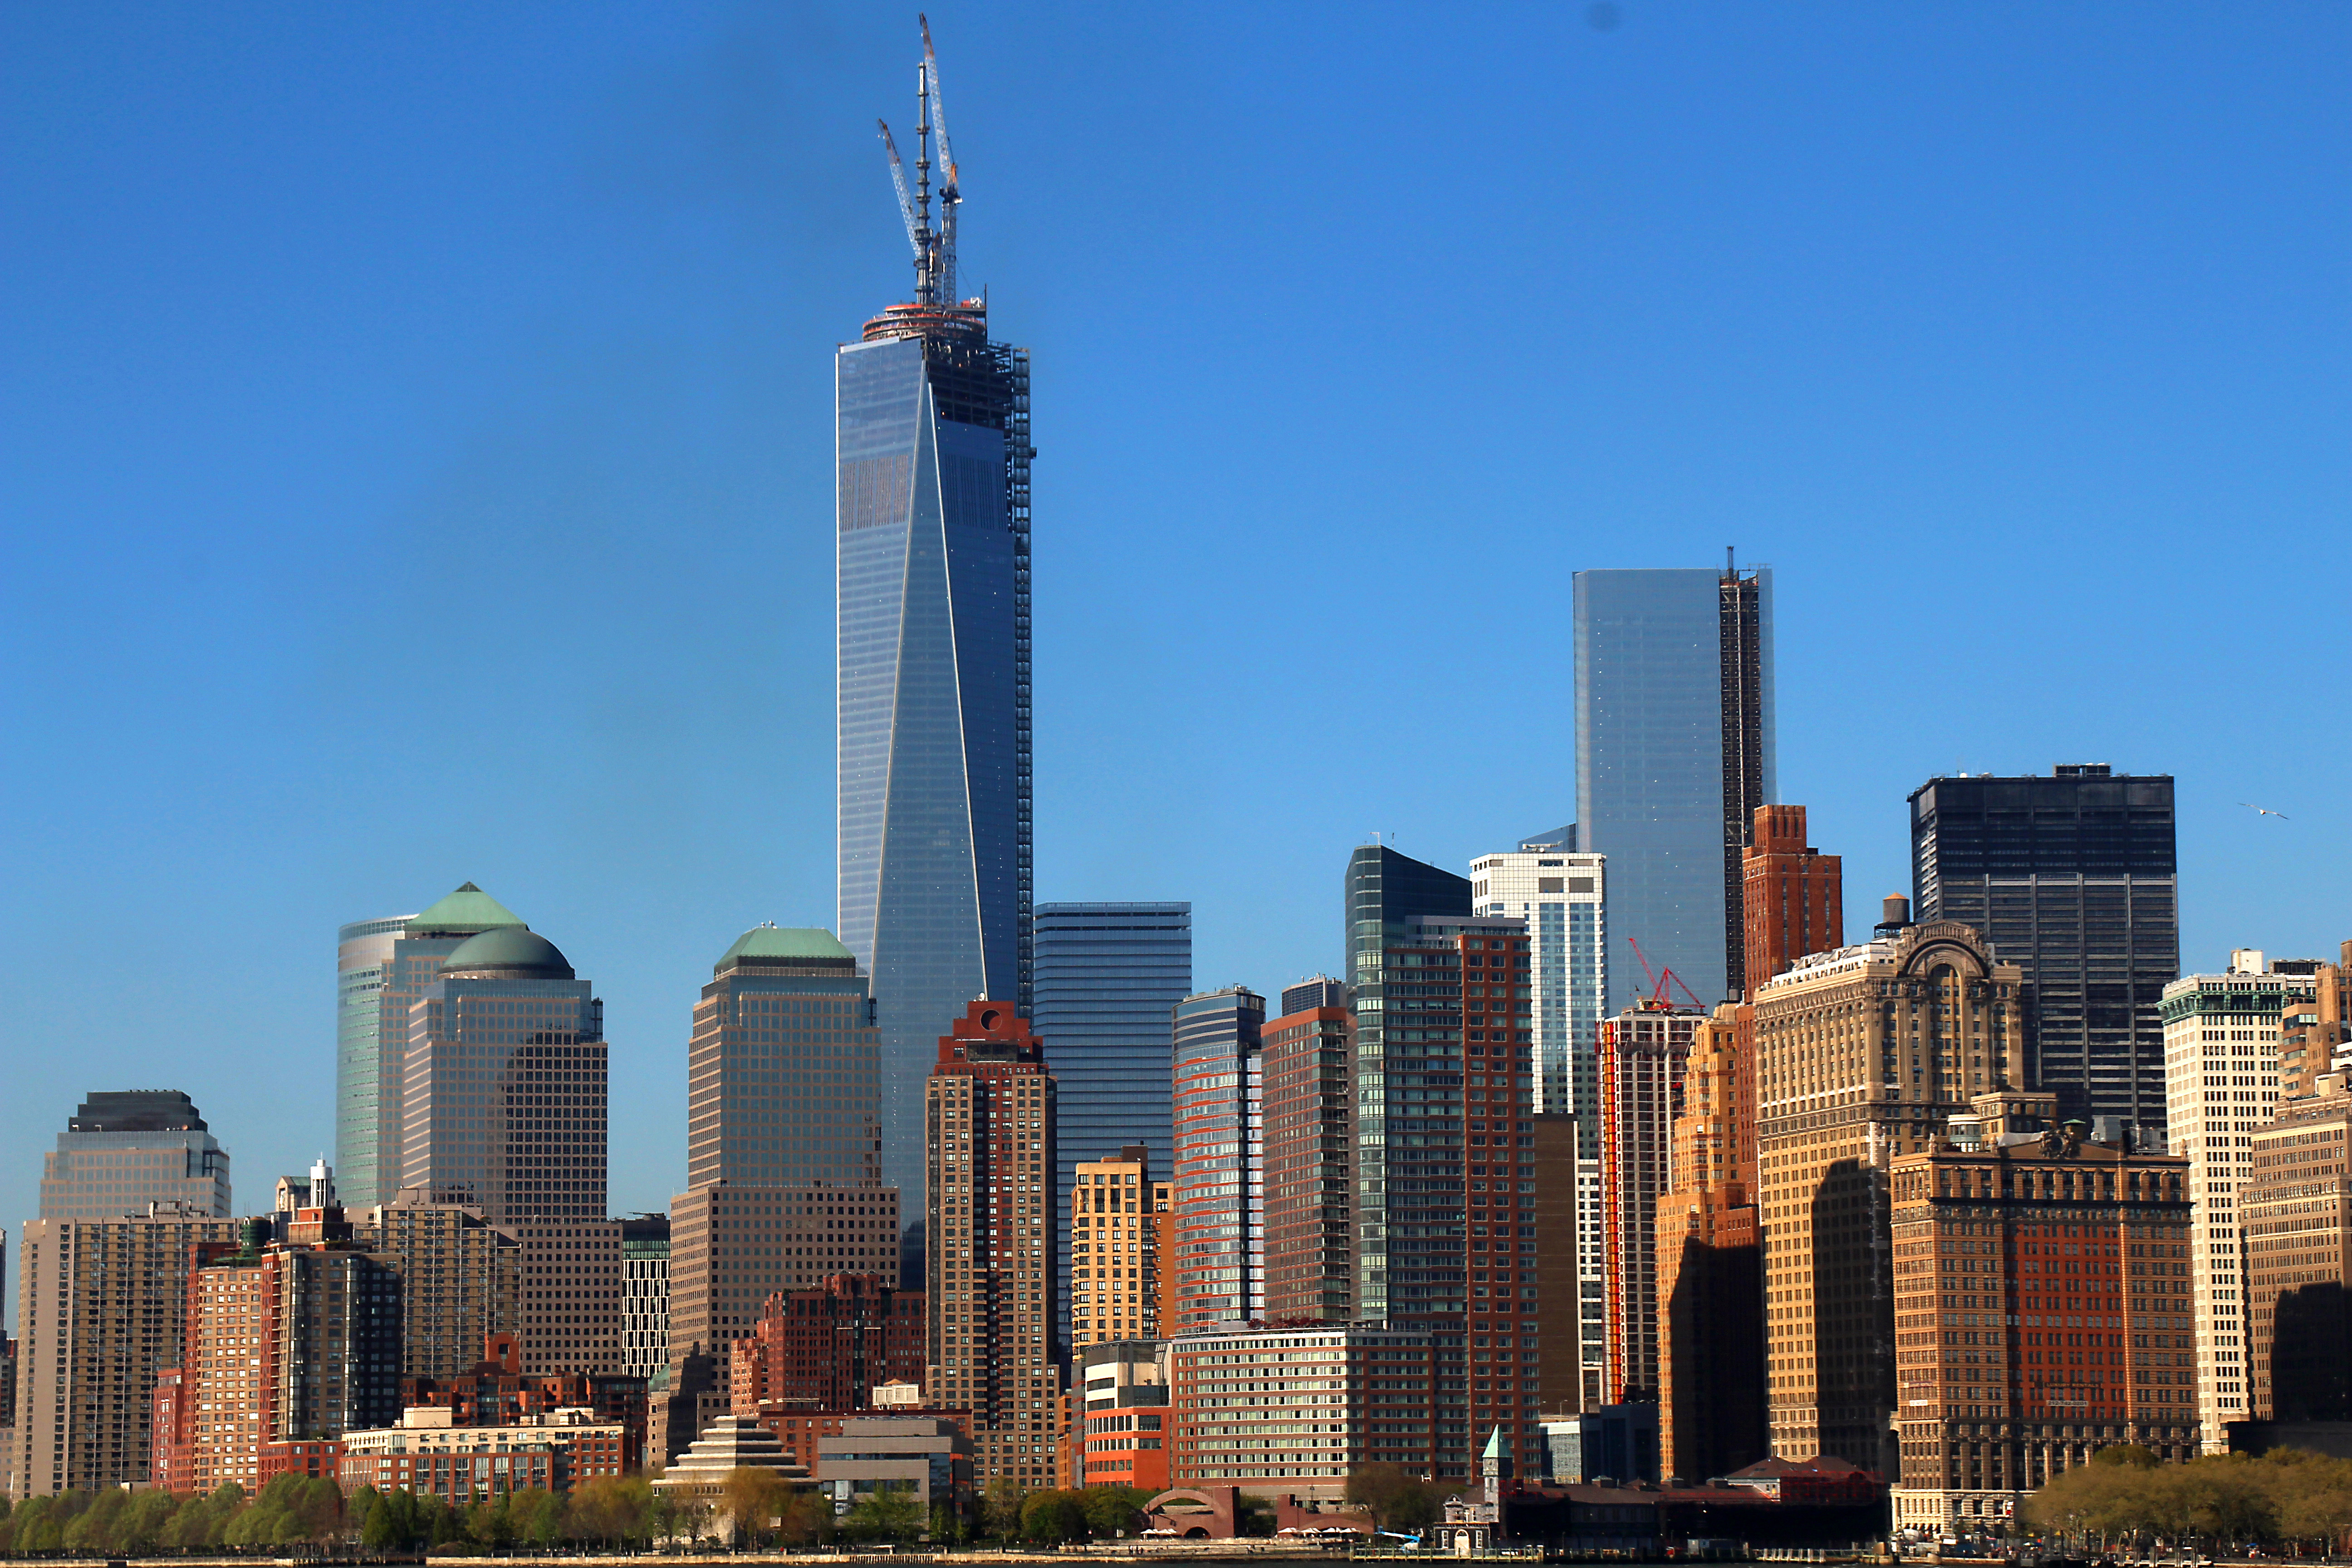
[338,1406,630,1500]
[2161,954,2307,1446]
[1168,1322,1437,1494]
[2246,1079,2352,1421]
[1259,1002,1356,1323]
[1655,1003,1767,1483]
[38,1091,231,1220]
[620,1215,671,1382]
[1032,902,1192,1350]
[814,1415,972,1514]
[1470,847,1607,1123]
[1070,1339,1171,1493]
[8,1206,244,1496]
[1910,766,2179,1137]
[1572,562,1774,1011]
[1886,1093,2195,1532]
[1744,806,1844,991]
[1599,1000,1704,1404]
[731,1273,926,1416]
[1171,986,1266,1330]
[923,1000,1061,1488]
[1067,1147,1162,1350]
[1754,898,2026,1469]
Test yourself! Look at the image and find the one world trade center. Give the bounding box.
[838,29,1031,1274]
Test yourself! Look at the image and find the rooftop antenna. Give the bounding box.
[914,45,936,306]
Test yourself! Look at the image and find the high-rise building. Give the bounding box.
[1067,1147,1162,1350]
[1260,1001,1356,1323]
[666,1181,902,1385]
[2246,1078,2352,1422]
[355,1191,522,1382]
[9,1207,245,1496]
[1343,844,1474,1323]
[838,44,1033,1279]
[621,1215,671,1383]
[1654,1004,1766,1483]
[339,884,528,1206]
[1754,900,2025,1470]
[1598,1001,1703,1403]
[1911,766,2179,1135]
[686,927,884,1193]
[398,921,619,1373]
[1171,986,1267,1330]
[1572,562,1774,1012]
[2276,947,2352,1102]
[1886,1094,2195,1534]
[923,1000,1061,1488]
[1031,902,1190,1352]
[38,1091,230,1220]
[1472,848,1607,1124]
[731,1274,926,1416]
[2161,954,2305,1446]
[1744,806,1844,990]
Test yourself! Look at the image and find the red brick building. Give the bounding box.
[730,1273,926,1414]
[1259,1003,1356,1323]
[1742,805,1844,991]
[399,1332,647,1470]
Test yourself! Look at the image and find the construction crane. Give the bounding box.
[1626,936,1705,1011]
[877,119,921,260]
[921,13,960,306]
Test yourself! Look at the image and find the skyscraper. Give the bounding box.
[1910,765,2179,1133]
[1598,1000,1703,1403]
[38,1092,230,1220]
[1572,563,1774,1012]
[838,37,1032,1277]
[1259,1000,1356,1323]
[1032,902,1191,1349]
[339,883,528,1207]
[1471,848,1608,1124]
[1066,1147,1162,1350]
[1743,805,1844,989]
[1170,986,1266,1330]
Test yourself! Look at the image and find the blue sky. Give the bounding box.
[3,1,2346,1307]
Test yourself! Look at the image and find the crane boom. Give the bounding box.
[920,15,960,304]
[877,119,922,256]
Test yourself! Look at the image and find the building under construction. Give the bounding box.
[837,19,1034,1281]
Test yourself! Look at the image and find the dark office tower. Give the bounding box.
[1031,902,1191,1356]
[838,34,1032,1279]
[340,883,528,1206]
[686,927,883,1190]
[1910,765,2180,1132]
[39,1092,231,1219]
[401,924,620,1373]
[1572,564,1775,1012]
[1282,975,1349,1014]
[1343,845,1473,1323]
[1171,987,1267,1330]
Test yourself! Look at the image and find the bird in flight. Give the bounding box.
[2240,802,2290,820]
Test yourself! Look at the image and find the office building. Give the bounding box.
[1032,902,1191,1352]
[2160,955,2305,1446]
[2276,947,2352,1102]
[1530,1114,1602,1412]
[38,1091,230,1220]
[1068,1147,1163,1349]
[338,1406,631,1501]
[621,1215,671,1383]
[354,1191,522,1382]
[1472,848,1608,1122]
[1754,898,2025,1470]
[339,883,528,1206]
[686,926,884,1193]
[731,1274,926,1415]
[1910,765,2179,1135]
[1069,1340,1171,1493]
[397,921,618,1372]
[1655,1003,1766,1482]
[9,1207,244,1496]
[814,1415,973,1514]
[1598,1000,1704,1403]
[838,52,1033,1278]
[1260,1001,1356,1323]
[1744,806,1844,990]
[1572,562,1774,1012]
[1886,1093,2195,1532]
[1168,1323,1438,1493]
[923,1000,1061,1488]
[1171,986,1267,1330]
[666,1181,902,1394]
[2246,1079,2352,1421]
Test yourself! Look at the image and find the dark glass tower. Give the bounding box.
[1909,764,2180,1133]
[1573,563,1774,1011]
[838,41,1032,1273]
[1171,986,1267,1330]
[1031,901,1192,1354]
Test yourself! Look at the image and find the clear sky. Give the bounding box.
[3,2,2346,1314]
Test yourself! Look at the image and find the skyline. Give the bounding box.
[3,2,2348,1321]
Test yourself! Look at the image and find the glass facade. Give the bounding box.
[37,1092,231,1219]
[1911,767,2180,1133]
[837,324,1030,1271]
[1573,568,1774,1014]
[1031,901,1191,1357]
[337,913,414,1208]
[1171,986,1265,1330]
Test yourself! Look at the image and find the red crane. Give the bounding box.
[1626,936,1705,1010]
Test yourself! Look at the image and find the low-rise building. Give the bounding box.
[398,1332,646,1469]
[1073,1340,1171,1493]
[1169,1323,1436,1496]
[814,1415,971,1514]
[338,1406,629,1499]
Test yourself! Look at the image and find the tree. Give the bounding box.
[843,1482,925,1544]
[1348,1462,1446,1532]
[361,1488,423,1550]
[982,1476,1029,1544]
[1019,1489,1089,1544]
[1078,1484,1148,1539]
[720,1465,794,1546]
[1237,1493,1280,1537]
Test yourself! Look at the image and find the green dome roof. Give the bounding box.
[442,926,573,979]
[409,882,525,937]
[716,926,854,973]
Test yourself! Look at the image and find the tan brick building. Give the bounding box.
[2246,1080,2352,1421]
[1066,1148,1162,1349]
